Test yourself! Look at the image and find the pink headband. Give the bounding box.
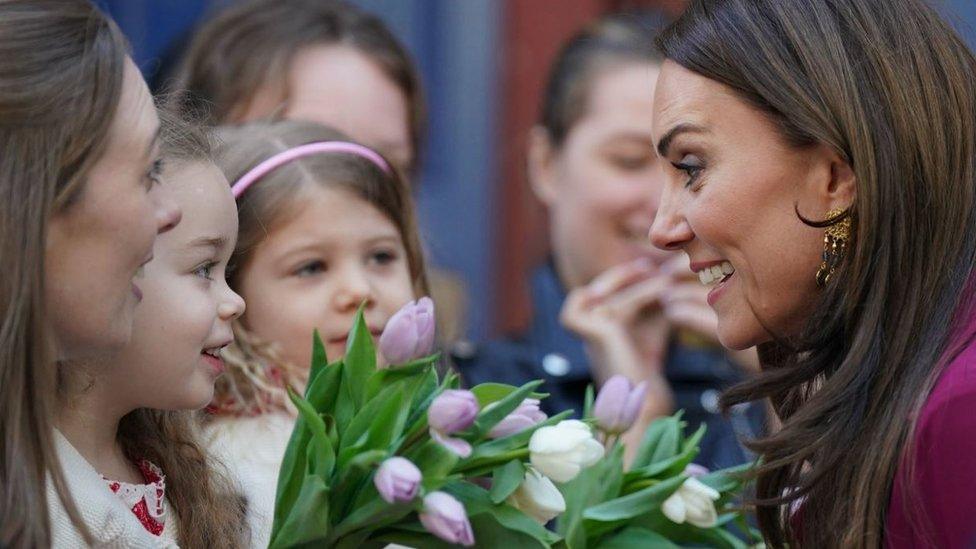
[231,141,392,198]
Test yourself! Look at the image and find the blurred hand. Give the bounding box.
[560,258,671,382]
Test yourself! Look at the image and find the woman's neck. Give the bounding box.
[56,370,142,484]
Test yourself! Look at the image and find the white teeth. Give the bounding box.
[698,261,735,286]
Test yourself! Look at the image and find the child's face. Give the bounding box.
[110,161,245,410]
[238,186,416,368]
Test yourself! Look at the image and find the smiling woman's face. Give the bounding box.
[648,61,835,350]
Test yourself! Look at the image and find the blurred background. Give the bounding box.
[96,0,976,341]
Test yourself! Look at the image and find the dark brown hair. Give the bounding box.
[0,1,128,545]
[171,0,425,174]
[541,11,666,147]
[658,0,976,546]
[112,109,250,548]
[211,119,429,416]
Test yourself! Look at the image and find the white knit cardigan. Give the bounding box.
[47,431,179,548]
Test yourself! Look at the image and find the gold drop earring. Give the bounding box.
[816,208,852,287]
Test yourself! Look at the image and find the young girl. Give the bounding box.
[206,119,429,547]
[52,113,249,547]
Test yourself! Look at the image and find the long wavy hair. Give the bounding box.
[0,1,129,546]
[111,107,250,548]
[658,0,976,546]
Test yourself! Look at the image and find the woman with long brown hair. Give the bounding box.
[649,0,976,546]
[0,1,181,546]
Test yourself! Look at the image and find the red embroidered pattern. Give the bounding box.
[104,460,166,536]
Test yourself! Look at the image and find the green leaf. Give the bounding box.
[363,357,436,402]
[582,384,595,420]
[699,461,755,494]
[342,305,377,409]
[404,439,459,489]
[556,442,624,549]
[469,380,544,438]
[305,330,329,397]
[489,460,526,504]
[331,495,414,542]
[582,474,688,539]
[624,424,705,488]
[268,474,330,549]
[338,388,407,468]
[470,383,549,407]
[600,527,681,549]
[630,412,684,470]
[289,389,335,479]
[271,387,335,541]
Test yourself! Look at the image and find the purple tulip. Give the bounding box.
[374,457,422,503]
[488,398,548,439]
[428,389,479,458]
[684,463,710,478]
[379,297,436,365]
[428,390,479,434]
[593,375,649,434]
[419,491,475,546]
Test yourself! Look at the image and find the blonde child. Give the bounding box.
[206,119,429,547]
[52,113,249,547]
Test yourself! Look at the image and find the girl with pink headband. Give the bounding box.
[204,120,430,547]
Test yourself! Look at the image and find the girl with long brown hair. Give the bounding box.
[53,111,250,547]
[649,0,976,546]
[0,1,181,546]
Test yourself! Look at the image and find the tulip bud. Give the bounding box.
[506,467,566,524]
[428,390,479,458]
[592,375,648,434]
[529,420,604,483]
[379,297,436,365]
[488,398,547,439]
[428,390,479,434]
[684,463,710,478]
[419,491,475,546]
[373,457,422,504]
[661,477,721,528]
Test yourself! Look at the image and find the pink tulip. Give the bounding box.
[593,375,648,434]
[488,398,548,439]
[374,457,422,503]
[379,297,436,365]
[684,463,710,478]
[419,492,475,546]
[428,389,479,458]
[428,390,479,434]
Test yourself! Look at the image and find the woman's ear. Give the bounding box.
[799,144,857,216]
[526,125,559,207]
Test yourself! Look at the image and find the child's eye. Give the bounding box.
[194,261,217,281]
[145,158,165,189]
[369,249,399,266]
[294,260,326,277]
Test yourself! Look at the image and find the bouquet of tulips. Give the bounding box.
[268,298,606,548]
[555,375,761,548]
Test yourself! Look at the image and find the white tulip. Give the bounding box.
[528,420,604,483]
[506,467,567,524]
[661,477,721,528]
